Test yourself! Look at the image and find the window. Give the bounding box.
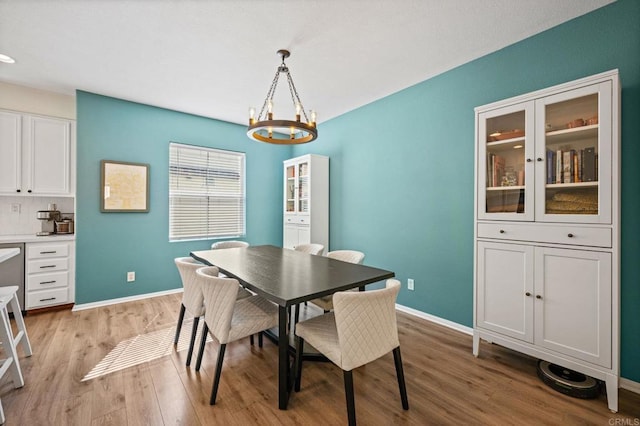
[169,142,245,241]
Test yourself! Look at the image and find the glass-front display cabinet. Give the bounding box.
[477,81,612,224]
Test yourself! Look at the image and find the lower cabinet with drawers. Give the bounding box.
[25,240,75,309]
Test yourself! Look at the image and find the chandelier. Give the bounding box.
[247,49,318,144]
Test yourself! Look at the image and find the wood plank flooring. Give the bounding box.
[1,293,639,425]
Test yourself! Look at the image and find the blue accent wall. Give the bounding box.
[76,92,291,304]
[76,0,639,381]
[292,0,640,381]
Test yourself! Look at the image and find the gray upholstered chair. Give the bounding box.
[173,257,251,366]
[293,243,325,255]
[193,266,279,405]
[294,279,408,425]
[310,250,365,312]
[211,240,249,249]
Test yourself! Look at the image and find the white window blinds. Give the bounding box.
[169,142,245,241]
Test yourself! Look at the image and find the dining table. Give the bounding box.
[190,244,395,410]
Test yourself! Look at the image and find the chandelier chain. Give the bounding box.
[286,71,310,123]
[258,68,282,121]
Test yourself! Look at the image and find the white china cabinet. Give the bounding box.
[473,70,620,412]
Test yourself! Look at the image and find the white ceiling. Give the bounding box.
[0,0,614,126]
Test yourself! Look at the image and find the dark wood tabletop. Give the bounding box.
[190,245,395,307]
[190,244,395,410]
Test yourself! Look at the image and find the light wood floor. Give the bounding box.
[2,293,639,425]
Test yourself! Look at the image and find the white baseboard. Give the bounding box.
[396,303,640,395]
[620,377,640,394]
[72,288,184,312]
[395,303,473,336]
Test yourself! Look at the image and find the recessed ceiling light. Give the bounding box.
[0,54,16,64]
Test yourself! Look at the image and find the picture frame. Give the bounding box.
[100,160,150,212]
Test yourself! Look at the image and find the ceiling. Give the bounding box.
[0,0,614,126]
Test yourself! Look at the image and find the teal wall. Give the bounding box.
[75,92,291,304]
[293,0,640,381]
[76,0,639,382]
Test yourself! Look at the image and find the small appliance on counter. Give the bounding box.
[36,203,61,236]
[55,213,75,234]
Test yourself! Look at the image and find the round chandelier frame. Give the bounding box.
[247,49,318,144]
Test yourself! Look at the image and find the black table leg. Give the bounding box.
[278,305,289,409]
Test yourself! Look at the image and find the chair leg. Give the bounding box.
[174,304,186,345]
[294,303,300,328]
[250,334,254,346]
[294,336,304,392]
[393,347,409,410]
[195,323,209,372]
[186,316,200,366]
[343,370,356,426]
[258,332,263,348]
[210,343,227,405]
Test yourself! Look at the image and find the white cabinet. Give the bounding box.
[283,154,329,250]
[0,110,75,196]
[25,241,75,309]
[473,70,620,412]
[477,241,611,367]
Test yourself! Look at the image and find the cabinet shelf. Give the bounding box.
[486,136,525,148]
[546,124,598,144]
[486,185,524,191]
[546,181,597,189]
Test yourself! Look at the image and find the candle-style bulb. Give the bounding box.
[268,100,273,120]
[248,107,255,125]
[310,110,317,125]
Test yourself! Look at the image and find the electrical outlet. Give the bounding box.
[407,278,414,291]
[127,271,135,282]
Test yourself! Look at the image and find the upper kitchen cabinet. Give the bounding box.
[0,110,75,196]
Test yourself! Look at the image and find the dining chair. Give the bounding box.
[293,243,325,255]
[174,257,251,366]
[193,266,279,405]
[211,240,249,249]
[294,279,408,426]
[290,243,325,326]
[310,250,365,312]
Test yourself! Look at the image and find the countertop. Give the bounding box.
[0,234,76,244]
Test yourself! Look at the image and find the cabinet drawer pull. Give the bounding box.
[39,297,56,302]
[39,265,56,269]
[40,251,57,254]
[40,280,57,285]
[499,229,505,234]
[16,189,21,193]
[537,157,543,162]
[525,292,531,297]
[526,158,532,163]
[536,295,542,299]
[567,233,574,238]
[28,189,32,193]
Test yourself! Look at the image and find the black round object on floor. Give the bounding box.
[537,360,600,399]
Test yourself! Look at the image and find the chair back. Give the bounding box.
[294,243,325,255]
[327,250,365,264]
[211,240,249,249]
[197,266,241,344]
[175,257,217,314]
[333,279,400,371]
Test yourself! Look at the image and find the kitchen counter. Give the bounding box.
[0,234,76,244]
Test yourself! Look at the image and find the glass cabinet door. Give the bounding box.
[478,101,535,221]
[285,164,295,213]
[535,82,612,224]
[297,160,309,213]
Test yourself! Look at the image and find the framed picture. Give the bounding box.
[100,160,150,212]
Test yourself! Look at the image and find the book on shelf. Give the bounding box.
[583,147,597,182]
[563,150,576,183]
[546,150,556,184]
[556,149,563,184]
